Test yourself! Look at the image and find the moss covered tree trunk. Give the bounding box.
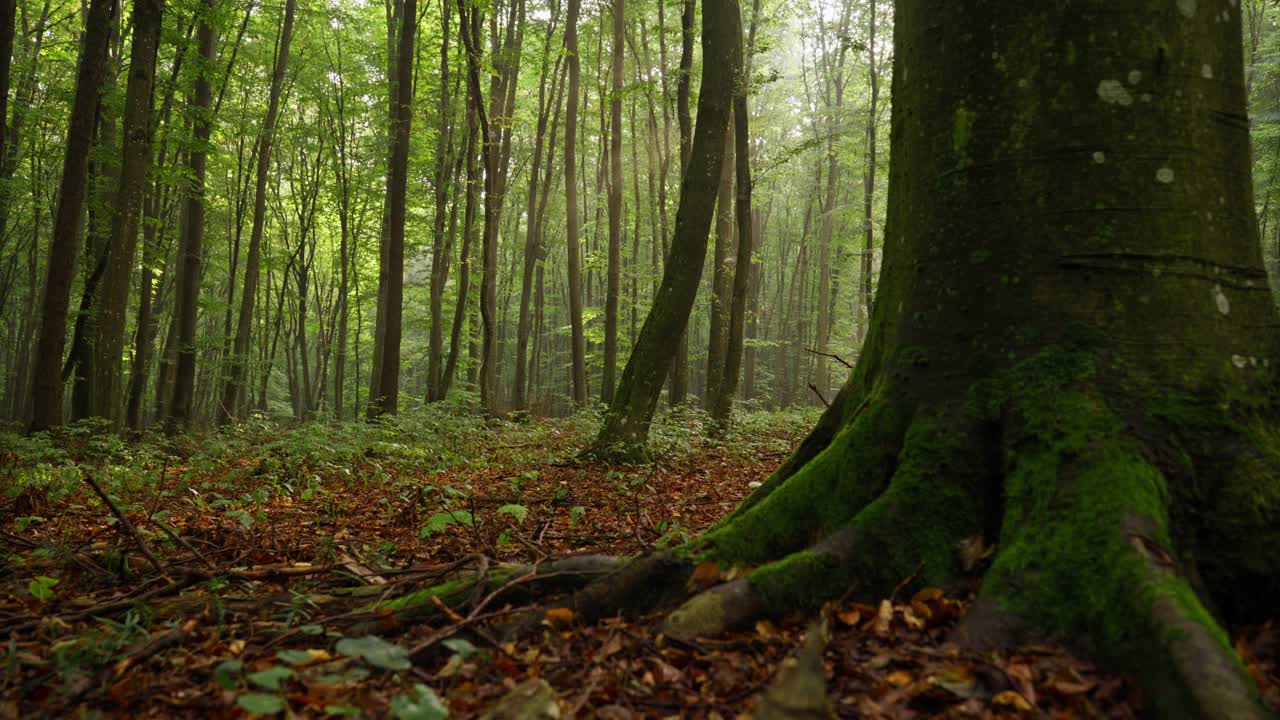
[581,1,1280,717]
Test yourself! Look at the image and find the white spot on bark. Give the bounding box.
[1233,355,1249,369]
[1097,80,1134,106]
[1201,64,1214,79]
[748,481,763,489]
[1093,151,1106,164]
[1214,285,1231,315]
[1177,0,1196,16]
[1156,167,1176,183]
[1128,70,1143,85]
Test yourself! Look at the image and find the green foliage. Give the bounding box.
[335,635,412,671]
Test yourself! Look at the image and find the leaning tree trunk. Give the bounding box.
[589,0,735,458]
[600,3,1280,718]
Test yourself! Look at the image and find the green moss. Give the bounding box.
[699,385,912,565]
[750,549,845,613]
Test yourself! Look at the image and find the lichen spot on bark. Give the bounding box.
[1093,151,1106,164]
[1177,0,1196,18]
[1128,70,1142,85]
[1156,167,1176,184]
[1233,355,1249,370]
[1202,64,1214,79]
[1097,80,1134,106]
[1214,284,1231,315]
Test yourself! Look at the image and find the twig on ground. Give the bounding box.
[82,474,167,577]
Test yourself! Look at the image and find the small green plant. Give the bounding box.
[27,575,58,601]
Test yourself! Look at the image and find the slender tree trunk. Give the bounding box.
[563,0,588,406]
[165,9,216,431]
[369,0,414,417]
[514,10,565,411]
[711,42,754,426]
[220,0,297,424]
[602,0,624,404]
[706,119,734,408]
[590,0,735,457]
[28,0,118,432]
[667,0,696,407]
[427,0,454,403]
[858,0,879,341]
[91,0,163,425]
[443,102,478,399]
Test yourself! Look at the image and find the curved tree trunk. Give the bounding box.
[589,0,735,458]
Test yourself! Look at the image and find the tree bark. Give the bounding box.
[91,0,164,425]
[667,0,696,407]
[427,0,454,404]
[706,119,734,410]
[369,0,416,417]
[563,0,588,407]
[28,0,118,432]
[589,0,735,458]
[165,7,216,431]
[602,0,623,404]
[220,0,297,424]
[595,3,1280,718]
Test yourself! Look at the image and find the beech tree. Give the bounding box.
[572,0,1280,716]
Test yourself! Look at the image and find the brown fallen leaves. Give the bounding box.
[1,415,1276,719]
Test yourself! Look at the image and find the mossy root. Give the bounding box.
[962,392,1275,720]
[666,411,989,640]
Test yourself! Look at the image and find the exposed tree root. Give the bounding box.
[405,347,1280,717]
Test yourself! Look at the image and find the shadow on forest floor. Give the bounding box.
[1,407,1276,718]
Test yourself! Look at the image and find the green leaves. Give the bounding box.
[419,511,474,537]
[214,659,243,690]
[496,503,529,523]
[27,575,58,601]
[247,666,294,690]
[237,693,286,715]
[389,684,449,720]
[336,635,411,671]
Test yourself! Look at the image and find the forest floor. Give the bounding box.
[2,407,1277,719]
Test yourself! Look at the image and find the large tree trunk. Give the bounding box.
[28,0,118,432]
[427,0,454,405]
[220,0,296,424]
[90,0,163,425]
[589,0,735,458]
[585,3,1280,717]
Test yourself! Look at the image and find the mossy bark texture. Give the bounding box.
[644,2,1280,717]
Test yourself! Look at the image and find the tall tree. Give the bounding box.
[589,0,735,458]
[165,2,216,430]
[369,0,416,417]
[220,0,297,423]
[90,0,165,424]
[562,0,588,406]
[28,0,119,432]
[637,1,1280,716]
[426,0,454,404]
[602,0,623,403]
[666,0,696,406]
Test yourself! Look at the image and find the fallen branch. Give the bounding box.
[808,383,831,408]
[83,475,167,577]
